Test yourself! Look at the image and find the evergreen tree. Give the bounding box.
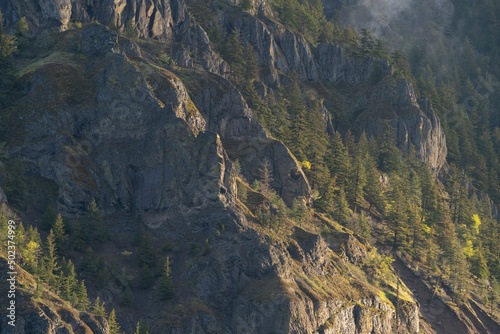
[41,229,60,290]
[108,309,121,334]
[291,197,309,226]
[360,28,375,58]
[14,222,25,253]
[377,121,402,173]
[222,29,245,80]
[60,258,78,303]
[139,232,157,269]
[347,137,367,212]
[158,257,174,300]
[364,154,385,213]
[41,205,57,231]
[258,158,274,197]
[121,285,134,306]
[15,17,29,37]
[316,178,335,214]
[275,198,288,231]
[244,42,259,82]
[76,280,89,311]
[386,182,409,250]
[471,248,490,280]
[53,213,67,252]
[327,132,349,189]
[93,297,107,317]
[334,187,350,225]
[80,199,107,245]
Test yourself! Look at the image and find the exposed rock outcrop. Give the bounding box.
[183,69,313,205]
[10,25,235,222]
[352,78,447,171]
[1,0,229,76]
[230,11,447,170]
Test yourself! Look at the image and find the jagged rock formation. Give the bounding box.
[351,78,447,172]
[0,0,459,332]
[1,0,229,76]
[230,11,447,171]
[184,71,312,205]
[1,0,448,172]
[0,255,109,334]
[9,25,236,222]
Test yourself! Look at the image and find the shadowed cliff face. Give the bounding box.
[1,0,448,170]
[0,21,421,333]
[1,0,230,76]
[351,79,447,172]
[10,25,236,223]
[230,12,447,171]
[0,0,445,332]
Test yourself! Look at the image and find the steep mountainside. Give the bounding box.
[0,0,499,333]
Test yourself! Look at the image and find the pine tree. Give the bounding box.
[386,182,409,250]
[363,150,385,213]
[121,285,134,306]
[347,138,367,213]
[108,309,121,334]
[334,187,350,225]
[291,196,309,226]
[471,245,490,280]
[14,222,25,253]
[60,258,78,303]
[222,29,245,80]
[327,132,349,189]
[158,257,174,300]
[244,42,259,82]
[377,121,402,173]
[24,225,42,270]
[93,297,107,317]
[360,28,375,58]
[316,178,335,214]
[275,198,288,231]
[80,199,107,244]
[15,17,29,37]
[138,232,157,269]
[53,213,67,252]
[41,205,57,231]
[42,229,60,290]
[134,322,141,334]
[76,280,89,311]
[258,158,274,197]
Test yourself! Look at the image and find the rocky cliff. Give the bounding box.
[1,0,448,171]
[0,0,458,332]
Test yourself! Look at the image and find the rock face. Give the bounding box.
[230,11,447,170]
[184,71,313,205]
[11,25,235,221]
[1,0,228,76]
[0,2,430,333]
[0,255,109,334]
[352,79,447,171]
